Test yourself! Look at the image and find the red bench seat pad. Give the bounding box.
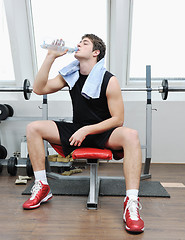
[51,144,123,160]
[72,148,112,160]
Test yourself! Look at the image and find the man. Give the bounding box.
[23,34,144,233]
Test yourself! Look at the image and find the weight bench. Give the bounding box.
[47,145,150,209]
[50,144,117,209]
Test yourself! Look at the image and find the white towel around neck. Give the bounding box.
[59,58,106,99]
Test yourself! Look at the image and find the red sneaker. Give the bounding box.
[23,180,53,210]
[123,196,144,233]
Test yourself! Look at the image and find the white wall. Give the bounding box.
[1,0,185,164]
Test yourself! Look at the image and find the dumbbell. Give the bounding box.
[7,156,33,176]
[0,145,7,159]
[0,145,7,174]
[0,104,14,120]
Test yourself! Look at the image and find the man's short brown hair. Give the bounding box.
[82,34,106,62]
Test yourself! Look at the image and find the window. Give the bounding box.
[0,0,15,82]
[129,0,185,82]
[31,0,108,78]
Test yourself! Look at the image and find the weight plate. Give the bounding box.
[0,104,9,120]
[7,157,17,176]
[0,163,3,173]
[0,145,7,159]
[26,156,33,176]
[4,104,14,117]
[23,79,31,100]
[162,79,168,100]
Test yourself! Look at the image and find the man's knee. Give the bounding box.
[26,121,42,137]
[127,128,139,141]
[122,128,140,146]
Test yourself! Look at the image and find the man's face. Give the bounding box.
[74,37,94,60]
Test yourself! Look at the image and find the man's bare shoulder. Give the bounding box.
[106,75,121,95]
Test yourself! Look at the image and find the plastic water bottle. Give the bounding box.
[40,41,78,53]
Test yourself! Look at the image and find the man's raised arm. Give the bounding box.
[33,49,68,95]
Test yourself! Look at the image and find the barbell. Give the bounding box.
[0,78,184,100]
[0,79,32,100]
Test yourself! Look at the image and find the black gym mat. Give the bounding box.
[22,178,170,198]
[100,179,170,197]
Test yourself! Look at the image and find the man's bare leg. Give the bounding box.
[105,126,142,190]
[105,126,144,233]
[23,120,61,210]
[26,120,61,171]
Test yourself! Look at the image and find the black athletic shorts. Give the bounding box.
[54,120,115,157]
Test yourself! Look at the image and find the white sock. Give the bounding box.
[126,189,139,198]
[34,170,48,185]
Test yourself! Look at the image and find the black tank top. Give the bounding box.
[69,71,114,125]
